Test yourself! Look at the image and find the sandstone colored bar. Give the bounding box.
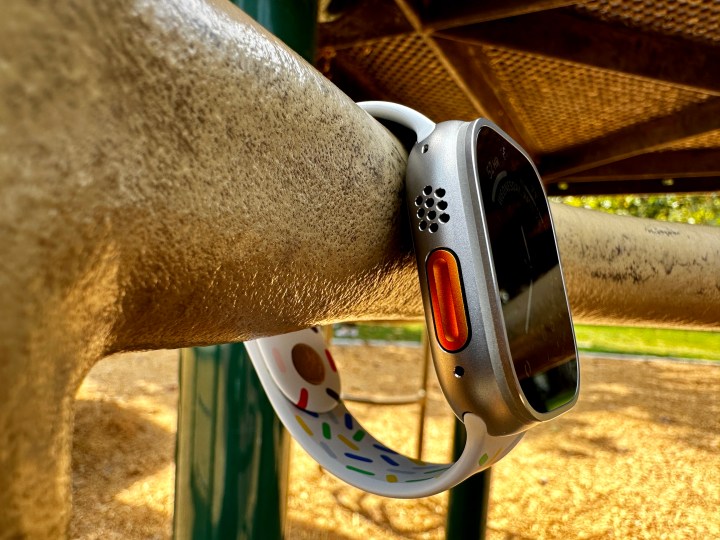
[554,203,720,331]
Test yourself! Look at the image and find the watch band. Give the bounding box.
[246,327,524,498]
[358,101,436,142]
[244,101,526,498]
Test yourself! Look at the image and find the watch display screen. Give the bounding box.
[475,127,578,413]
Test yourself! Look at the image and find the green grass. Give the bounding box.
[333,323,424,343]
[335,323,720,362]
[573,324,720,361]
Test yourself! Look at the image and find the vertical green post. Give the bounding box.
[232,0,318,64]
[174,1,318,538]
[445,419,492,540]
[174,345,290,539]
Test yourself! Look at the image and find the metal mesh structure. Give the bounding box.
[576,0,720,45]
[318,0,720,193]
[663,129,720,151]
[339,33,479,122]
[480,46,713,153]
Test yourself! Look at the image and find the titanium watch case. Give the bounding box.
[243,103,575,498]
[406,118,579,436]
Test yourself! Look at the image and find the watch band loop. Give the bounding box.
[246,328,523,498]
[358,101,436,142]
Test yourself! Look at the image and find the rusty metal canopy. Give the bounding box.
[316,0,720,195]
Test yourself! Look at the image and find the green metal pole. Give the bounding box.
[174,345,290,539]
[233,0,317,64]
[174,2,318,538]
[445,419,492,540]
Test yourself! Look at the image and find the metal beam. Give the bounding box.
[416,0,579,31]
[561,149,720,182]
[390,0,491,122]
[540,99,720,180]
[431,36,536,151]
[546,176,720,196]
[437,10,720,95]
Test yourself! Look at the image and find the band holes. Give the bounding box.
[453,366,465,378]
[291,344,325,385]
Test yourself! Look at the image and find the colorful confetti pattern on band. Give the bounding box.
[250,327,518,487]
[291,398,506,483]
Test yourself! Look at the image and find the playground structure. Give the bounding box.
[1,0,719,537]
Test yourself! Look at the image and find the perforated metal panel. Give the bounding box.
[318,0,720,193]
[337,33,479,122]
[481,46,713,153]
[576,0,720,45]
[662,129,720,151]
[327,36,718,154]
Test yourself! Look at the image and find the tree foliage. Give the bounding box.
[553,193,720,226]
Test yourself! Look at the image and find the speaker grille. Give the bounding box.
[414,186,449,233]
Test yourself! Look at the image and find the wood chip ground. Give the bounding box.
[71,344,719,539]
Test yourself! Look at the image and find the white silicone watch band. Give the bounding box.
[357,101,436,142]
[246,328,524,498]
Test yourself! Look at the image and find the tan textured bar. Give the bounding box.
[1,0,719,537]
[554,203,720,330]
[0,1,418,536]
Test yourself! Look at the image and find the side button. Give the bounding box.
[426,249,470,352]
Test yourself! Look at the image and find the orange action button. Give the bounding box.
[426,249,470,352]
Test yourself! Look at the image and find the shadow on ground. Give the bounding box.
[71,399,175,539]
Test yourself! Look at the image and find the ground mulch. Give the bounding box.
[71,343,719,539]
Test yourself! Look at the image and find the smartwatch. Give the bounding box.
[246,101,579,498]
